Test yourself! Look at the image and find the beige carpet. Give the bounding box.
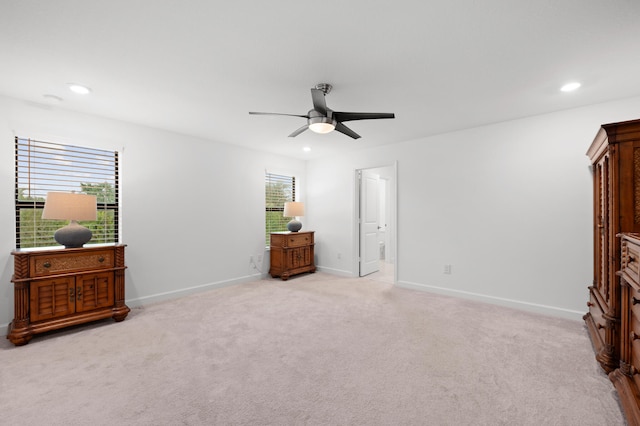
[0,272,625,425]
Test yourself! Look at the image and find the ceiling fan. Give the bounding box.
[249,83,395,139]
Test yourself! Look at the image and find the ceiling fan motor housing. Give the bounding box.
[315,83,332,95]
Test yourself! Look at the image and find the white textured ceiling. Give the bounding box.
[1,1,640,159]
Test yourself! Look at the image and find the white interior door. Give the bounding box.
[359,170,380,276]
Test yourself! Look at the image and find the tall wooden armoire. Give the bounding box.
[585,119,640,373]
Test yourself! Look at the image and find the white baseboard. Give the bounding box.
[126,273,261,309]
[315,266,355,278]
[396,280,585,321]
[1,274,262,337]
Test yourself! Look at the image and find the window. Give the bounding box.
[265,172,295,244]
[15,137,119,248]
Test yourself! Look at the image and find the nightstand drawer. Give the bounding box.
[30,249,115,277]
[284,232,313,248]
[270,231,314,248]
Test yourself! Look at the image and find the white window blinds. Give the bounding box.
[265,172,295,245]
[15,137,119,248]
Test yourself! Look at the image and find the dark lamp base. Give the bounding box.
[54,221,93,248]
[287,219,302,232]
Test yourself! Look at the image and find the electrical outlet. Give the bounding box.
[444,264,452,274]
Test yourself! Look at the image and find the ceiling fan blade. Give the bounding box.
[288,124,309,137]
[335,122,361,139]
[333,112,395,122]
[310,88,328,115]
[249,111,308,118]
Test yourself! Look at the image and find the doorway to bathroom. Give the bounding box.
[356,163,396,283]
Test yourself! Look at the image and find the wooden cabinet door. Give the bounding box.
[299,246,311,267]
[286,248,299,269]
[287,247,311,269]
[594,152,611,308]
[76,272,114,312]
[30,277,76,322]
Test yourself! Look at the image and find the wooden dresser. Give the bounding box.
[269,231,315,280]
[7,244,129,346]
[585,119,640,373]
[612,233,640,425]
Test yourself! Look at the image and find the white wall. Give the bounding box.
[0,95,306,330]
[307,96,640,320]
[4,93,640,330]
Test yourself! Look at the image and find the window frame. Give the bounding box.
[14,137,120,249]
[265,172,296,245]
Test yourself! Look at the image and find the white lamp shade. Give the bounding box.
[283,201,304,217]
[42,192,97,221]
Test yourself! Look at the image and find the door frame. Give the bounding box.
[353,162,398,282]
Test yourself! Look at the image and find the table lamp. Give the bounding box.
[41,192,97,248]
[283,201,304,232]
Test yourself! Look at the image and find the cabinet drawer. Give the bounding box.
[622,240,640,287]
[30,249,115,277]
[630,286,640,323]
[284,233,313,248]
[270,232,314,248]
[630,309,640,381]
[588,289,607,343]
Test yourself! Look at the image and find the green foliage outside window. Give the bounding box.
[17,183,117,248]
[15,137,119,248]
[265,174,295,245]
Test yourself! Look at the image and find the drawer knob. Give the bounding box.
[597,323,605,330]
[632,331,640,341]
[587,301,594,307]
[98,256,105,263]
[43,261,51,268]
[633,297,640,306]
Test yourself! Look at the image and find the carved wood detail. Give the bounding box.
[32,251,113,276]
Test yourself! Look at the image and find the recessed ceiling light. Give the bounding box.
[67,83,92,95]
[560,82,581,92]
[303,147,311,152]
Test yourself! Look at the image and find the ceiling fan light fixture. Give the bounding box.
[309,122,335,134]
[308,116,336,134]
